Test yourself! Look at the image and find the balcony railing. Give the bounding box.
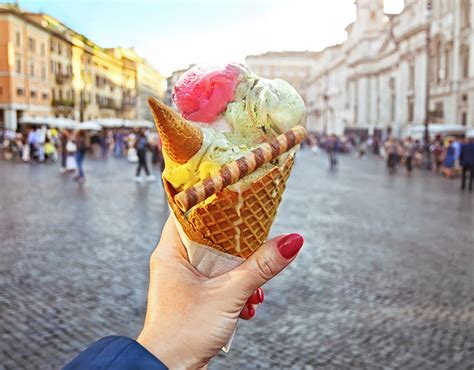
[56,73,72,84]
[52,98,75,108]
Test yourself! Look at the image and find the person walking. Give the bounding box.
[59,130,69,172]
[134,131,155,182]
[404,137,417,175]
[27,128,37,162]
[460,136,474,192]
[443,139,456,179]
[326,135,338,169]
[430,140,444,173]
[386,139,400,174]
[74,131,88,182]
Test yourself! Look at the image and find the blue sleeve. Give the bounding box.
[63,336,168,369]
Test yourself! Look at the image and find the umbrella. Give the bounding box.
[77,121,102,130]
[123,120,154,128]
[19,116,79,129]
[96,118,126,128]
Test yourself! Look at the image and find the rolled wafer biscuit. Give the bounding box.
[174,125,307,212]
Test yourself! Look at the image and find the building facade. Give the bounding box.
[305,0,474,136]
[245,51,320,101]
[0,6,52,129]
[0,4,166,130]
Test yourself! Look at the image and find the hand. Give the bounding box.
[137,216,304,369]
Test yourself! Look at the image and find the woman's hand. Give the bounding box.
[137,216,304,369]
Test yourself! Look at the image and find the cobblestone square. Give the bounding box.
[1,151,473,369]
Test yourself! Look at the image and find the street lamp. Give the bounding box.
[423,0,433,169]
[323,93,329,134]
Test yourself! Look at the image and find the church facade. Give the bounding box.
[305,0,474,137]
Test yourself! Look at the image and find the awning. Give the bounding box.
[19,116,79,129]
[78,121,102,131]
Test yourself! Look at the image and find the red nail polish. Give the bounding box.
[248,305,255,318]
[257,288,264,304]
[277,234,304,259]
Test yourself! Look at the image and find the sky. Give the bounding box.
[10,0,405,76]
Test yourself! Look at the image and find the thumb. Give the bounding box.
[222,233,304,298]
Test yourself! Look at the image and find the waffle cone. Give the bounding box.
[148,97,203,164]
[164,155,295,259]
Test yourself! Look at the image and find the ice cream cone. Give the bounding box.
[148,97,203,164]
[164,154,295,259]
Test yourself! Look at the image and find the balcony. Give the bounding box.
[52,98,75,112]
[56,73,72,85]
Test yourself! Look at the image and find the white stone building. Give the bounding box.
[305,0,474,137]
[245,51,320,101]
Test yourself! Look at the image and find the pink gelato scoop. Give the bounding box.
[172,64,241,123]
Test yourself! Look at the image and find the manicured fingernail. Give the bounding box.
[248,305,255,318]
[257,288,264,304]
[277,234,304,259]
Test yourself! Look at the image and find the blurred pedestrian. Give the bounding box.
[100,129,109,159]
[60,130,69,173]
[327,135,338,169]
[114,130,124,157]
[404,137,417,175]
[74,131,88,182]
[430,140,444,173]
[357,140,367,159]
[460,137,474,192]
[44,137,57,163]
[386,139,400,174]
[442,139,456,179]
[134,130,155,182]
[27,128,37,162]
[65,136,77,173]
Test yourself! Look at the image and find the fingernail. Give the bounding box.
[277,234,304,259]
[248,305,255,318]
[257,288,264,304]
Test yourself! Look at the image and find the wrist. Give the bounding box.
[137,326,205,369]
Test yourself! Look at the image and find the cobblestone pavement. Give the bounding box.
[1,150,473,369]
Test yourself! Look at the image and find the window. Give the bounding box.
[462,47,469,78]
[461,111,467,126]
[51,89,55,100]
[15,31,21,47]
[30,90,37,99]
[50,60,54,73]
[17,88,24,96]
[40,43,45,57]
[445,48,451,80]
[15,55,22,73]
[41,64,46,80]
[28,37,36,53]
[50,40,55,52]
[408,98,414,122]
[462,0,470,28]
[29,60,34,77]
[434,101,444,118]
[58,43,62,55]
[409,64,415,89]
[59,90,63,100]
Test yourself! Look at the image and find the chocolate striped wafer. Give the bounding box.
[174,125,307,212]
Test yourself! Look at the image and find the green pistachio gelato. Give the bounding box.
[224,77,306,141]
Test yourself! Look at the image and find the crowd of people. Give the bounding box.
[2,126,474,191]
[305,131,474,191]
[0,126,164,184]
